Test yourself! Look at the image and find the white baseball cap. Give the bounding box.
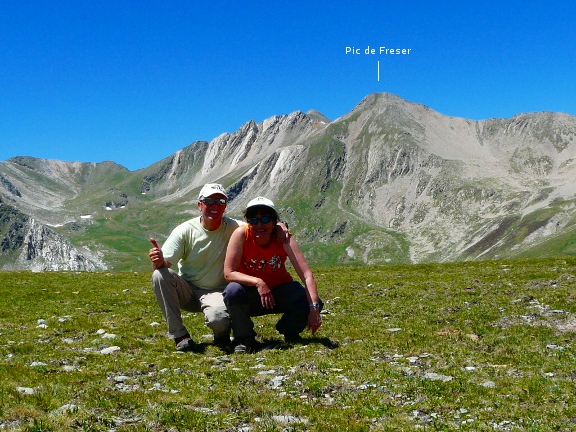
[198,183,228,200]
[246,196,276,211]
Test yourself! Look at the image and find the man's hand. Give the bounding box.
[149,238,169,270]
[273,222,291,244]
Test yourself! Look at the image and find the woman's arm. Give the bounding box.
[224,226,275,309]
[284,237,322,334]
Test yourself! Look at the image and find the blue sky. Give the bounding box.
[2,1,575,171]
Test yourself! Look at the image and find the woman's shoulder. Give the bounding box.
[229,224,247,241]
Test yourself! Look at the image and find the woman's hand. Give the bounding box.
[255,279,275,309]
[307,308,322,335]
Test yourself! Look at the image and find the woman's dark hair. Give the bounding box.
[244,205,279,224]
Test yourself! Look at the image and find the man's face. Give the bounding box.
[198,193,227,223]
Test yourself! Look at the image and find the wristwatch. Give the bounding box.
[309,303,320,309]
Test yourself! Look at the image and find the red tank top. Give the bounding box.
[240,225,294,287]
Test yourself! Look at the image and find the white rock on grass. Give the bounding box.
[57,403,79,413]
[101,333,117,339]
[17,387,36,395]
[255,416,309,425]
[250,364,266,370]
[194,407,218,414]
[424,372,453,382]
[272,415,309,424]
[100,346,121,354]
[270,376,285,389]
[114,375,131,383]
[546,344,565,350]
[357,383,377,390]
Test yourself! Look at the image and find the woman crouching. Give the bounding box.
[223,197,322,353]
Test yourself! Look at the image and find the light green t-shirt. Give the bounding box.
[161,216,241,290]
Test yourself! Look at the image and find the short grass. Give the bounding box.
[1,257,575,431]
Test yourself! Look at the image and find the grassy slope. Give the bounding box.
[1,257,575,430]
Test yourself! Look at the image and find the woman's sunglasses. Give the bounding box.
[247,215,273,225]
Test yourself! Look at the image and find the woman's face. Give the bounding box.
[247,213,275,242]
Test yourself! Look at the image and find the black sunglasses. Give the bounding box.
[247,215,273,225]
[201,197,227,205]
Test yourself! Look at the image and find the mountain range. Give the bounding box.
[1,92,576,271]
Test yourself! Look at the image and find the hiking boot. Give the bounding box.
[214,334,231,348]
[283,333,302,344]
[175,337,197,352]
[234,337,256,354]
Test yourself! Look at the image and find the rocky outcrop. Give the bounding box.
[0,174,21,197]
[1,202,106,271]
[17,220,106,271]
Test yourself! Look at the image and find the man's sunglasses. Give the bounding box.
[201,197,227,205]
[247,215,273,225]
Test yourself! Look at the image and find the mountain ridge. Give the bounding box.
[1,92,576,271]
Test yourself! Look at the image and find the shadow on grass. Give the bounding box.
[259,336,339,351]
[170,337,339,355]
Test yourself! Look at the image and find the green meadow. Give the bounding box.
[1,257,575,431]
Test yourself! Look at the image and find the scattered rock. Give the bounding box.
[100,346,121,354]
[424,372,453,382]
[101,333,117,339]
[546,344,565,350]
[114,375,131,383]
[270,375,285,389]
[271,415,309,424]
[57,403,78,413]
